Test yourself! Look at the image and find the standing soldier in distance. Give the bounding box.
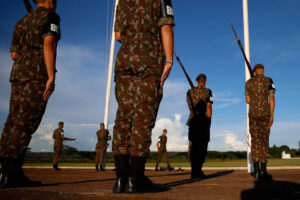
[112,0,175,193]
[245,64,275,180]
[155,129,174,171]
[95,123,111,171]
[53,122,75,170]
[0,0,60,188]
[187,74,213,179]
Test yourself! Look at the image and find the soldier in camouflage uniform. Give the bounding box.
[187,74,213,179]
[95,123,111,171]
[0,0,60,188]
[52,122,75,170]
[112,0,175,193]
[245,64,275,180]
[155,129,173,171]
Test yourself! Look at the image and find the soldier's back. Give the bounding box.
[246,75,274,118]
[10,7,60,82]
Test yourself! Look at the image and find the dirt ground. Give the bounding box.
[1,168,300,200]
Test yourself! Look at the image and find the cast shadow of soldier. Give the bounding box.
[241,179,300,200]
[37,170,233,189]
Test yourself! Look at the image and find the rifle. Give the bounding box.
[174,52,195,88]
[23,0,33,13]
[231,24,254,78]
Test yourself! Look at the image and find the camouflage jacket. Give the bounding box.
[53,128,64,146]
[245,75,275,119]
[96,129,110,146]
[114,0,175,77]
[186,85,213,125]
[10,7,61,83]
[158,135,167,150]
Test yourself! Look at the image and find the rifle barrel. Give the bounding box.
[231,24,254,78]
[174,52,195,88]
[23,0,33,13]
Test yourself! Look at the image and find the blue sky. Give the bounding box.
[0,0,299,152]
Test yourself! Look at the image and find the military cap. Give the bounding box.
[253,64,264,72]
[196,73,207,82]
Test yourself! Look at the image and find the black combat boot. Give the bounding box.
[53,164,61,171]
[252,162,261,179]
[0,158,8,188]
[125,157,169,193]
[0,158,41,188]
[100,164,105,171]
[112,155,129,193]
[168,164,174,171]
[16,157,42,187]
[260,163,272,180]
[96,164,99,171]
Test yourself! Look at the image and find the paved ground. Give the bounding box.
[1,168,300,200]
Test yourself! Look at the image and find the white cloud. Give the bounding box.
[225,133,247,151]
[151,114,188,152]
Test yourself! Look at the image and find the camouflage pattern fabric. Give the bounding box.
[95,129,110,165]
[10,7,60,83]
[53,128,63,165]
[249,117,270,163]
[186,85,213,126]
[0,82,47,158]
[114,0,175,76]
[113,72,163,157]
[0,7,60,159]
[112,0,174,158]
[245,75,275,119]
[245,74,275,163]
[158,135,167,151]
[156,135,170,166]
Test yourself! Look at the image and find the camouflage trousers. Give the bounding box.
[113,73,163,157]
[53,142,62,165]
[249,117,270,163]
[95,144,107,165]
[156,149,170,166]
[0,81,47,159]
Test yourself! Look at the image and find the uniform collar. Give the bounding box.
[197,85,205,89]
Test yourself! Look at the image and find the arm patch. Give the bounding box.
[269,78,276,93]
[160,0,174,19]
[43,12,61,41]
[206,90,213,104]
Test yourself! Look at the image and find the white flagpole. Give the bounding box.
[103,0,119,168]
[104,0,119,128]
[243,0,253,173]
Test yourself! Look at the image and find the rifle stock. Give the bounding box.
[231,24,254,78]
[23,0,33,13]
[174,52,195,88]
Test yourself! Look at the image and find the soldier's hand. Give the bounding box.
[43,78,55,101]
[160,62,173,87]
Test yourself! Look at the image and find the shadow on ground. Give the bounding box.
[241,179,300,200]
[165,170,234,187]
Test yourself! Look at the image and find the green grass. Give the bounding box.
[23,159,300,168]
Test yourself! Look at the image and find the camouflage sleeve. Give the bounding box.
[42,12,61,41]
[114,3,121,32]
[186,90,194,114]
[158,0,175,27]
[206,89,213,104]
[245,81,250,96]
[268,78,276,93]
[10,23,21,52]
